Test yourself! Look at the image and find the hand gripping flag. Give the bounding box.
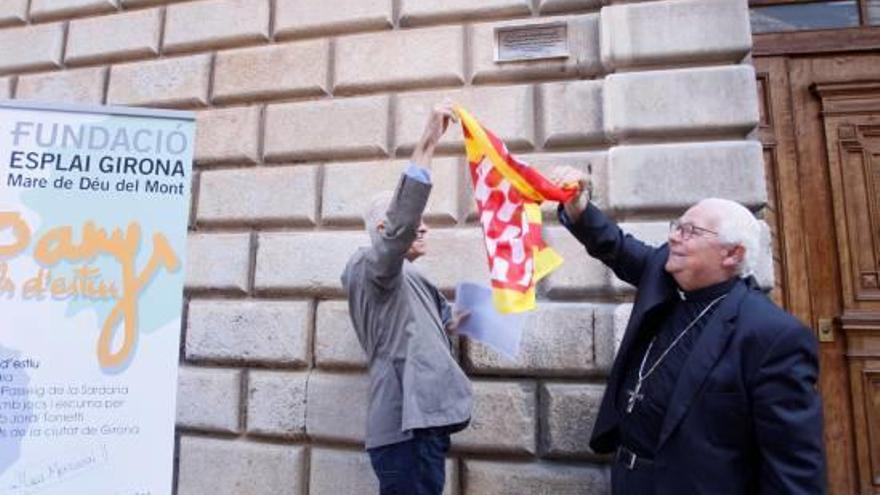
[456,106,578,313]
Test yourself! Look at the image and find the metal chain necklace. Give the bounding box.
[625,293,727,414]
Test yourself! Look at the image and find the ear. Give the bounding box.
[376,219,385,234]
[721,244,745,271]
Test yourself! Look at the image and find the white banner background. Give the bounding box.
[0,102,193,495]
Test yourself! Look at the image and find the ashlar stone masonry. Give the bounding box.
[0,0,764,493]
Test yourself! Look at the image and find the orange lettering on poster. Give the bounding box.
[0,212,180,369]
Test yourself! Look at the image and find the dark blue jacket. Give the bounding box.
[562,204,826,494]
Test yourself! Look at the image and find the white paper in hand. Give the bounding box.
[454,282,527,360]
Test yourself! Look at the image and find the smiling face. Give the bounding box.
[665,202,742,291]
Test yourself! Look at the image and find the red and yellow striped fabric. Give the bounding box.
[456,106,578,313]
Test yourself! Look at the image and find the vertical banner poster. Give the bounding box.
[0,101,193,495]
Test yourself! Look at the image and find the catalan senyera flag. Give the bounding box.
[456,106,578,314]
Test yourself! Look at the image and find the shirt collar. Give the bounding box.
[677,277,739,302]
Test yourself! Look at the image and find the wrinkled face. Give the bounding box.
[665,203,737,291]
[377,220,429,261]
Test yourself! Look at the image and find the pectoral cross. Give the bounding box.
[625,381,644,414]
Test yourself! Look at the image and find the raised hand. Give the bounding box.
[549,165,592,221]
[411,99,458,167]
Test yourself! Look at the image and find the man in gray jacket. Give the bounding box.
[341,102,472,495]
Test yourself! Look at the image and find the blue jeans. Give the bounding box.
[368,428,450,495]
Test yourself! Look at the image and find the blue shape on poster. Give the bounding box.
[0,345,33,476]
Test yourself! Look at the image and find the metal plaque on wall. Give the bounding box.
[494,22,569,63]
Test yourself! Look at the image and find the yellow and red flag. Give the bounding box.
[456,106,578,314]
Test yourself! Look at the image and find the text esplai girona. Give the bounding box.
[6,120,188,179]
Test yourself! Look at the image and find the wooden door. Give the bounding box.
[814,80,880,494]
[755,54,880,494]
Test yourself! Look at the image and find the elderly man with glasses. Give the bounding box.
[550,167,826,494]
[342,102,471,495]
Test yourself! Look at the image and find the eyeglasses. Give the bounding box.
[669,219,718,240]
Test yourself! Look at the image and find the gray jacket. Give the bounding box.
[341,173,473,449]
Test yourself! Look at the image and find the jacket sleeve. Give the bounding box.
[366,173,431,288]
[751,324,827,494]
[557,202,656,287]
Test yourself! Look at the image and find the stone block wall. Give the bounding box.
[0,0,765,493]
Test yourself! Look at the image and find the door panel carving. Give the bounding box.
[815,80,880,493]
[866,371,880,485]
[815,83,880,304]
[841,312,880,491]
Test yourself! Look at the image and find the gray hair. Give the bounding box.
[363,191,394,245]
[699,198,761,277]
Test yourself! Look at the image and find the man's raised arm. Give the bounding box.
[550,165,655,287]
[365,102,457,286]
